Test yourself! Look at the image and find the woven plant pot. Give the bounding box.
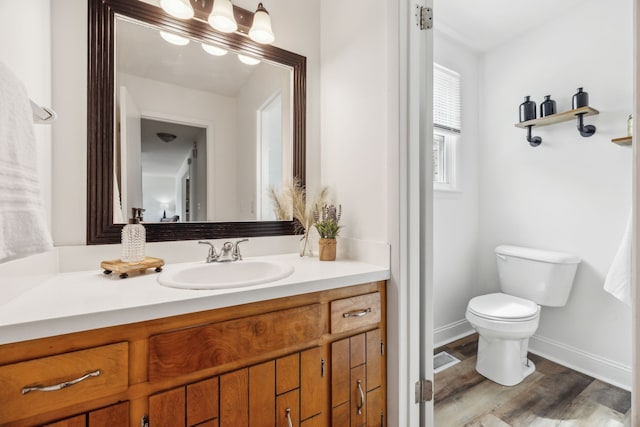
[318,238,337,261]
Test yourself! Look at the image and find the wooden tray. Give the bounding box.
[101,257,164,279]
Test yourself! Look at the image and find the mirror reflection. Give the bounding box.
[114,16,292,224]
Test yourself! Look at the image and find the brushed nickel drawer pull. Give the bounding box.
[343,307,372,318]
[357,379,365,415]
[21,369,101,395]
[285,408,293,427]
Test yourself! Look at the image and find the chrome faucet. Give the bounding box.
[198,241,218,263]
[199,239,248,263]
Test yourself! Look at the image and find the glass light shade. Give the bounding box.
[160,31,190,46]
[238,54,261,66]
[202,43,228,56]
[160,0,194,19]
[208,0,238,33]
[249,3,274,44]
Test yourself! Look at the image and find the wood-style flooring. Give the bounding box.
[434,334,631,427]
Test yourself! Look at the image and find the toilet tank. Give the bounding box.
[495,245,581,307]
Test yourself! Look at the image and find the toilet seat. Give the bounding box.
[468,293,539,322]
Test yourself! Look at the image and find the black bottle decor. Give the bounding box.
[572,87,589,109]
[540,95,556,117]
[519,96,537,122]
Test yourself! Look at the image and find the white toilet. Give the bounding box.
[465,245,580,386]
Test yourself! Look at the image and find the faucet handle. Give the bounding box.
[233,239,249,261]
[198,241,218,263]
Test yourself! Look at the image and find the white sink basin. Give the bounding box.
[157,259,294,290]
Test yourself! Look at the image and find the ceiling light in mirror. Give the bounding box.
[208,0,238,33]
[238,54,261,65]
[249,3,274,44]
[201,43,228,56]
[160,31,190,45]
[160,0,194,19]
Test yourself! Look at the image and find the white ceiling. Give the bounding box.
[435,0,586,52]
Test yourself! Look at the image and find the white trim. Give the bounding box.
[434,319,474,348]
[529,334,632,391]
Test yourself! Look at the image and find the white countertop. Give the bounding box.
[0,254,389,345]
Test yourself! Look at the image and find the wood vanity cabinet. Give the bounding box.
[0,281,385,427]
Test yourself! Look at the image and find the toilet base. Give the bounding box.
[475,334,535,386]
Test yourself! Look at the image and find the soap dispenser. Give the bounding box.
[121,208,146,262]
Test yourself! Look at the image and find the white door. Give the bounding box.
[119,86,142,220]
[406,0,435,425]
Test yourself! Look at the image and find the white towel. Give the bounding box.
[603,210,632,306]
[0,62,53,263]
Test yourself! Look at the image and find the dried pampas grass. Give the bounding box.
[269,178,329,256]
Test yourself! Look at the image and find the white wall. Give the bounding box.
[320,0,390,242]
[50,0,320,247]
[433,31,481,341]
[479,0,633,382]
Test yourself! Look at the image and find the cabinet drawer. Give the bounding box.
[0,342,128,424]
[149,304,325,381]
[330,292,381,334]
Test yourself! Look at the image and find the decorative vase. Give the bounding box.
[299,231,314,257]
[318,238,337,261]
[519,96,536,122]
[540,95,556,117]
[572,87,589,109]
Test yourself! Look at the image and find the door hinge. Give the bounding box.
[415,5,433,30]
[141,415,149,427]
[415,379,433,403]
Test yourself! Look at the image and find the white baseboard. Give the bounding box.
[529,335,632,391]
[434,319,475,348]
[433,320,632,391]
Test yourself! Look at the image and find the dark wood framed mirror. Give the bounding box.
[88,0,306,244]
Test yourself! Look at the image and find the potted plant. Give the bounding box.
[313,204,342,261]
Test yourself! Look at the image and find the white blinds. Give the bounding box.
[434,64,461,133]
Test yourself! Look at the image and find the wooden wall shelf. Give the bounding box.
[611,136,632,146]
[515,106,599,129]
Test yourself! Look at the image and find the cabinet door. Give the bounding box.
[332,330,385,426]
[44,401,129,427]
[249,361,275,427]
[301,347,325,421]
[350,365,366,427]
[89,401,130,427]
[187,377,219,426]
[220,369,249,427]
[150,387,186,427]
[44,415,85,427]
[276,389,299,427]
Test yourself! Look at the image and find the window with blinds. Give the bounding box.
[433,64,461,189]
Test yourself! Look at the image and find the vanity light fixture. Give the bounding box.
[248,3,274,44]
[202,43,228,56]
[160,0,194,19]
[159,0,275,45]
[208,0,238,33]
[160,31,190,46]
[238,54,261,65]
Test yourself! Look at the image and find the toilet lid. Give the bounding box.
[468,293,539,321]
